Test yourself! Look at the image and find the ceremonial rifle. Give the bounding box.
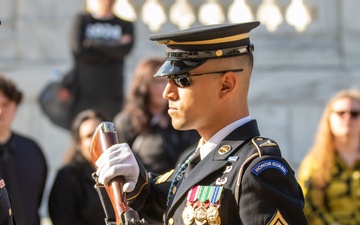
[90,121,148,225]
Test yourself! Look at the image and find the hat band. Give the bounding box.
[157,33,249,45]
[165,44,254,60]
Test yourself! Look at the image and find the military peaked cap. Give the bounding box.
[150,21,260,77]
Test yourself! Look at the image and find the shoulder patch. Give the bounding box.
[155,169,174,185]
[267,210,288,225]
[251,160,288,176]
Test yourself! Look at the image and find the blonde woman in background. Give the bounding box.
[298,88,360,225]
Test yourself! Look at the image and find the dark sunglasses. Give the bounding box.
[166,69,243,88]
[332,110,360,119]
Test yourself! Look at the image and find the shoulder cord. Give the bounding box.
[166,151,195,206]
[234,153,259,205]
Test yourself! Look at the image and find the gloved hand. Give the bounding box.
[95,143,140,193]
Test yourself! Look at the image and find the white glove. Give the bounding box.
[95,143,139,193]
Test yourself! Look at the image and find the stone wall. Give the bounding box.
[0,0,359,222]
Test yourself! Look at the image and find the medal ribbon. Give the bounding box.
[210,186,223,204]
[198,186,211,203]
[187,185,200,203]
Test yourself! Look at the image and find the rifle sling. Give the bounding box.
[93,173,117,225]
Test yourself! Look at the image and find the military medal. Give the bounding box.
[207,204,220,225]
[194,205,207,225]
[182,186,200,225]
[195,186,211,225]
[183,185,223,225]
[207,186,223,225]
[182,203,195,225]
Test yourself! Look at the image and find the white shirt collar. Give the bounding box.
[199,116,252,159]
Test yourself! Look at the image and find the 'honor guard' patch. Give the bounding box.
[251,160,288,176]
[155,169,174,185]
[267,210,288,225]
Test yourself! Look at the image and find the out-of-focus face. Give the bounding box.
[149,77,167,110]
[329,97,360,139]
[78,118,102,162]
[96,0,116,12]
[0,91,17,133]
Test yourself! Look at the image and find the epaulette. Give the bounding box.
[251,136,281,158]
[234,136,282,204]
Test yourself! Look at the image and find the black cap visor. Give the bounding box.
[154,60,206,77]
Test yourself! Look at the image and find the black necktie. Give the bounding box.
[185,148,201,177]
[0,145,26,225]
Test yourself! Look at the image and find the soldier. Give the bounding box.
[95,21,309,224]
[0,178,14,225]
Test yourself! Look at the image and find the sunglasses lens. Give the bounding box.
[350,111,360,118]
[174,74,191,87]
[336,111,345,117]
[334,111,360,119]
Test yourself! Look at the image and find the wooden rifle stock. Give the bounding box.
[90,122,147,225]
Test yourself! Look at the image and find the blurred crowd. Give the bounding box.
[1,0,360,225]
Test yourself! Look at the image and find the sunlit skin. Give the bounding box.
[330,97,360,138]
[77,118,102,163]
[162,56,251,141]
[330,97,360,167]
[0,91,17,143]
[94,0,116,18]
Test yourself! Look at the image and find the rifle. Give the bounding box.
[90,121,148,225]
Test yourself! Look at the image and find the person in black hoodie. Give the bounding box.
[67,0,135,125]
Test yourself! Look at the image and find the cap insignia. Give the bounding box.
[215,50,223,57]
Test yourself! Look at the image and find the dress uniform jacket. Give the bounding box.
[126,120,309,225]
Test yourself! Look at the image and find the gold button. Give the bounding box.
[168,218,174,225]
[215,50,223,57]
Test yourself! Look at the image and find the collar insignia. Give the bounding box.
[218,145,232,155]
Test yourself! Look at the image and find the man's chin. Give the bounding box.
[171,120,189,131]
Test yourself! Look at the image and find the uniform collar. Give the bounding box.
[199,116,252,159]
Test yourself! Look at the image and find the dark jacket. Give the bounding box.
[48,153,105,225]
[126,120,309,225]
[0,133,47,225]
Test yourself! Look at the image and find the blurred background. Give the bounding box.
[0,0,359,223]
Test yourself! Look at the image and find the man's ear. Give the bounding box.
[220,71,236,97]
